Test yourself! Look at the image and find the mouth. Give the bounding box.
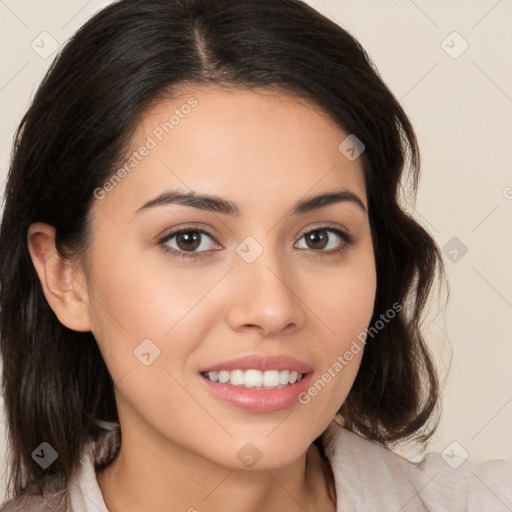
[200,369,305,389]
[198,354,314,413]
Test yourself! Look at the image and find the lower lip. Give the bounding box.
[199,372,313,413]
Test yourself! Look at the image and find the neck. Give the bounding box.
[96,421,336,512]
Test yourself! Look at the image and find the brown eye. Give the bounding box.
[174,231,202,252]
[303,230,329,250]
[295,226,353,255]
[159,228,218,259]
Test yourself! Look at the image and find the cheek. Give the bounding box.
[85,239,232,383]
[291,251,376,418]
[85,253,218,433]
[308,250,377,347]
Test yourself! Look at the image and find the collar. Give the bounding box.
[67,419,432,512]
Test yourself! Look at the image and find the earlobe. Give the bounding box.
[27,222,92,332]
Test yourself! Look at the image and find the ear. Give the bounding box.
[27,222,92,332]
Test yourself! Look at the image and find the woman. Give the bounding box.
[0,0,510,510]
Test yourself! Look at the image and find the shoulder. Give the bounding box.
[322,420,512,511]
[0,485,67,512]
[416,451,512,511]
[1,422,120,512]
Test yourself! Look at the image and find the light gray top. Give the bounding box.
[2,420,511,511]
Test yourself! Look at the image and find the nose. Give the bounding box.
[224,243,307,337]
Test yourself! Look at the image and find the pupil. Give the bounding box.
[177,231,200,251]
[308,230,327,250]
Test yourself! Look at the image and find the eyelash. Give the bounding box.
[157,224,353,261]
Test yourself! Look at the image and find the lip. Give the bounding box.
[199,371,314,413]
[198,354,314,374]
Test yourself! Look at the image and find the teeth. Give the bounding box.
[262,370,279,387]
[203,369,304,388]
[218,371,229,384]
[230,369,245,386]
[244,369,263,387]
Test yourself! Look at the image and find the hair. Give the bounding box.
[0,0,445,500]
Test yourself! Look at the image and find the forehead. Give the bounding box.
[95,85,367,218]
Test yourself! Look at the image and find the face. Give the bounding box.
[83,86,376,470]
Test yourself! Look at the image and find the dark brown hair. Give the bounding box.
[0,0,444,499]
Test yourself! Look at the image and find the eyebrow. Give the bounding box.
[133,187,367,217]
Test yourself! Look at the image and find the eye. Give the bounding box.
[295,225,353,255]
[158,227,219,260]
[158,224,353,261]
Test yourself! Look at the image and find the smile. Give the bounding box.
[201,369,304,389]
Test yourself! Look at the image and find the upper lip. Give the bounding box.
[199,354,314,374]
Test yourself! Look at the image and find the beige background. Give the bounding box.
[1,0,511,500]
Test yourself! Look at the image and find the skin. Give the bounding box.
[28,85,377,512]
